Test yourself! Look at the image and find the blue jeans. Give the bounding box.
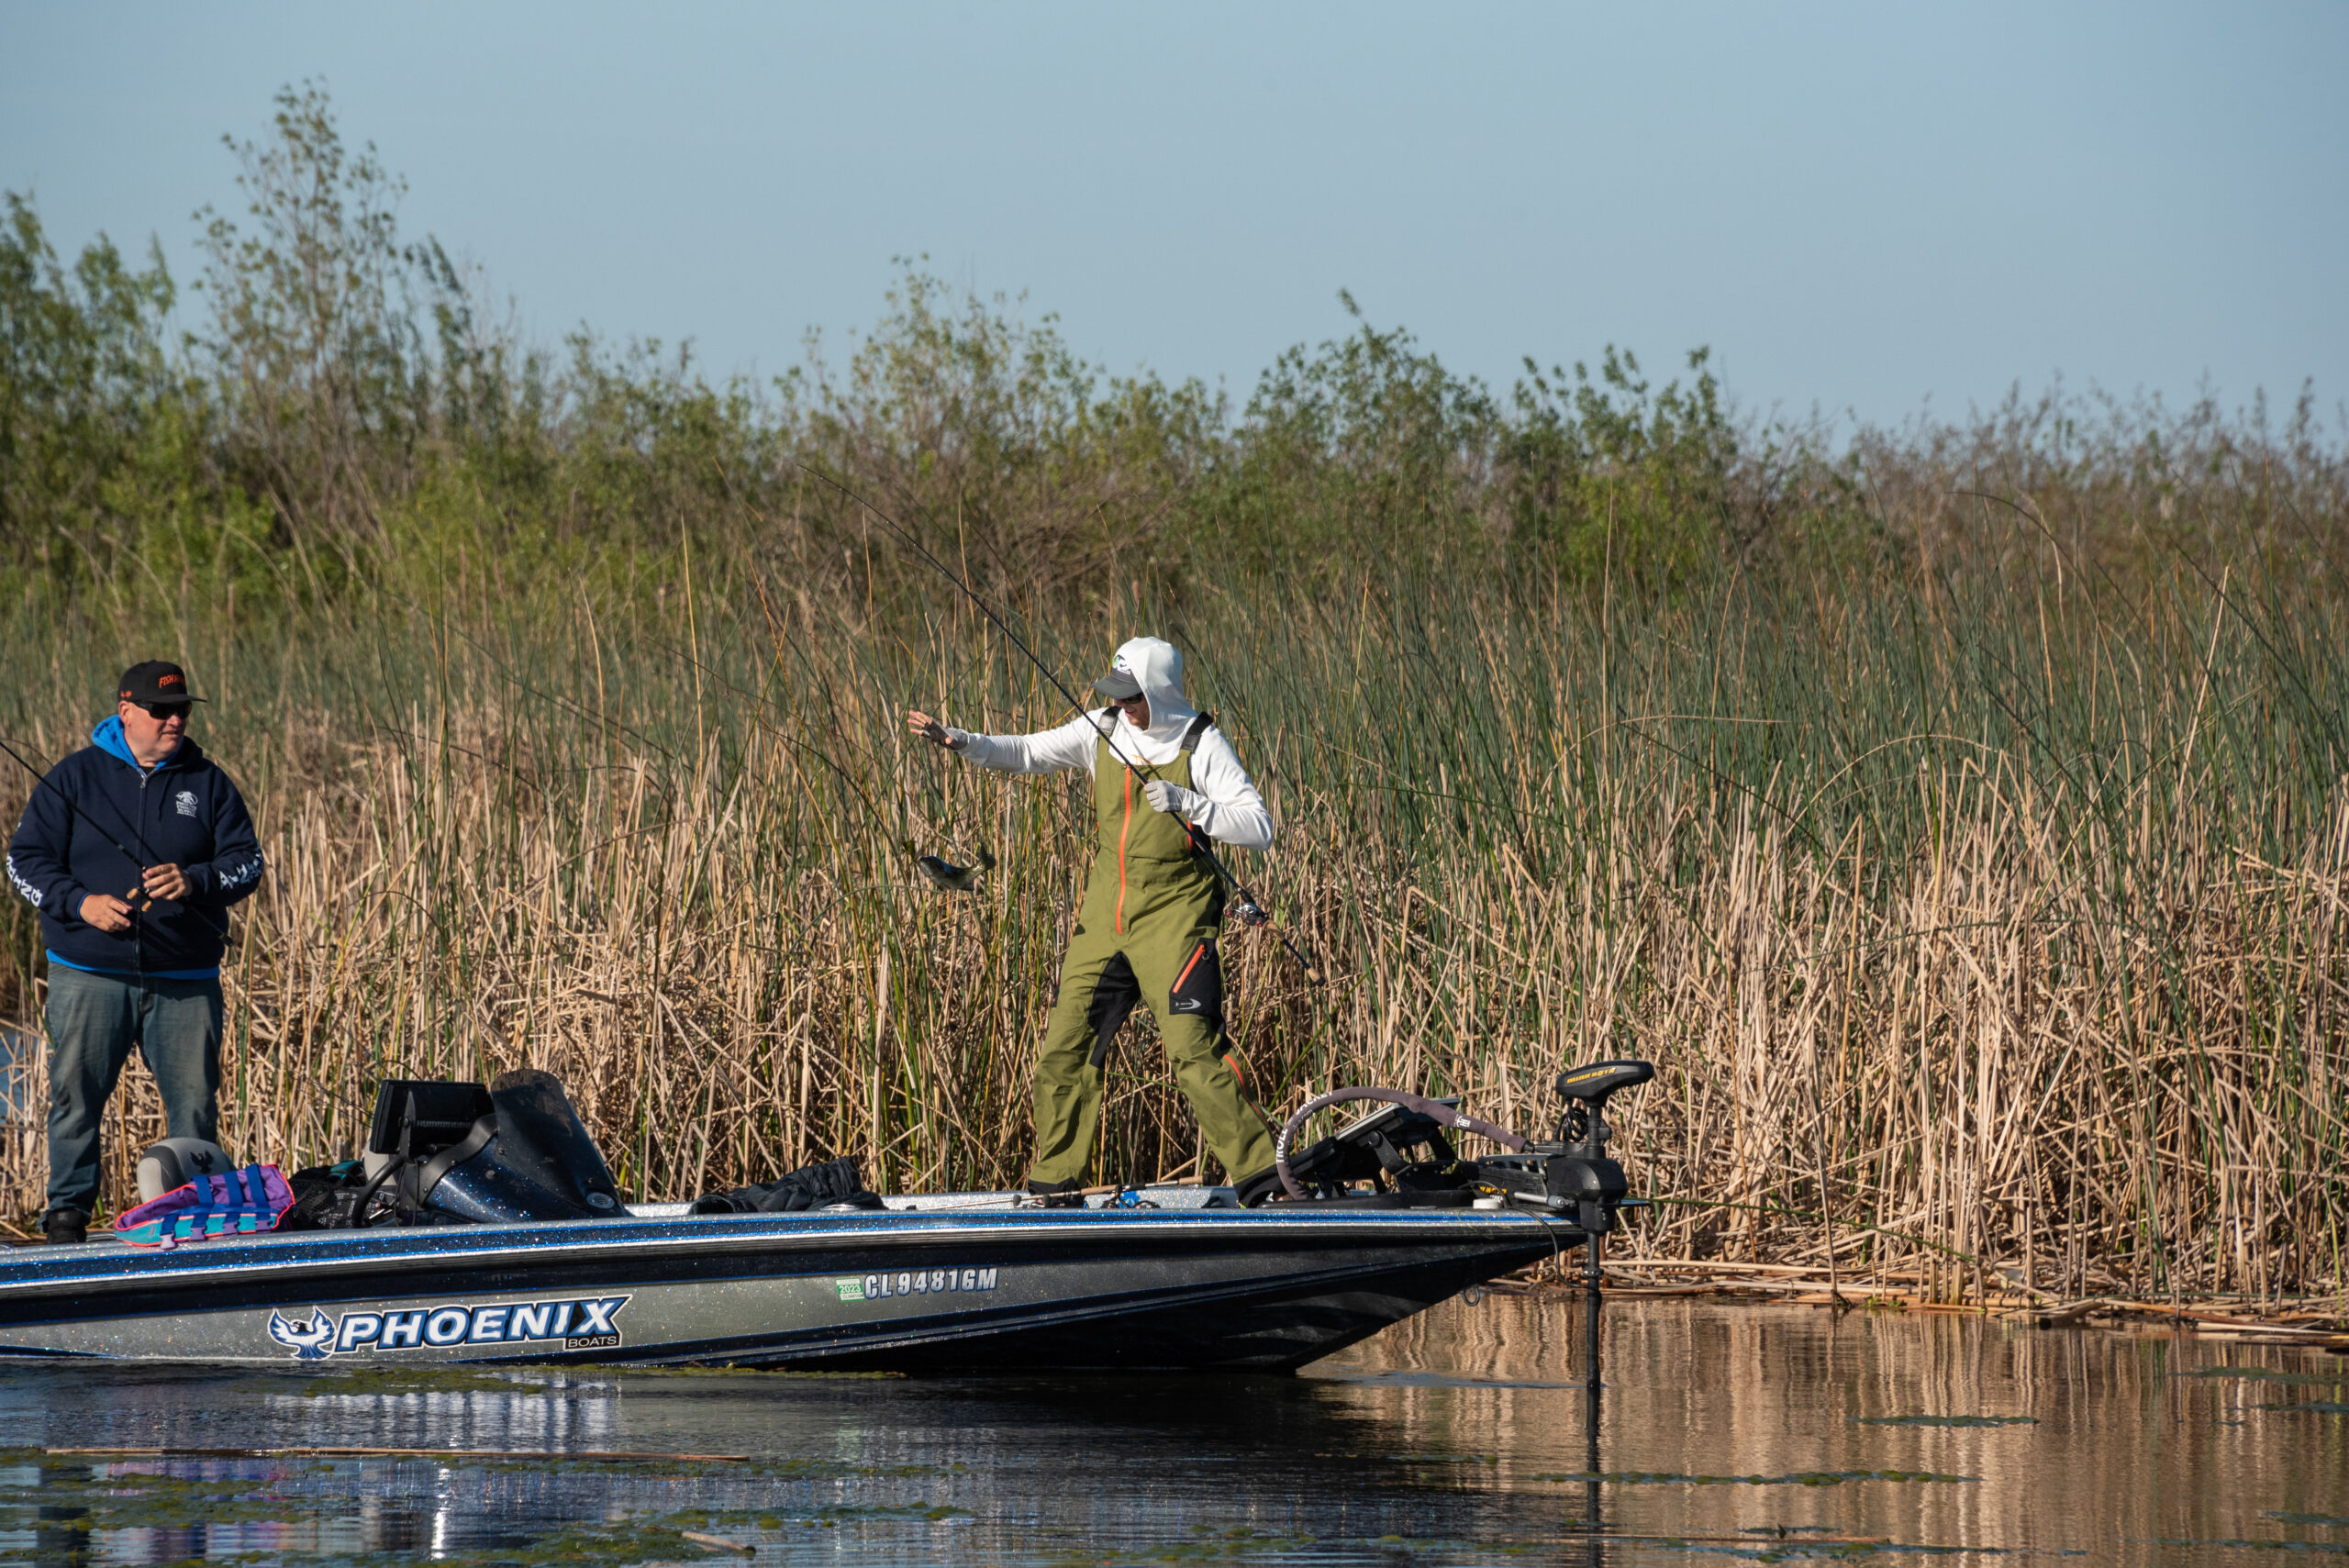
[44,966,222,1218]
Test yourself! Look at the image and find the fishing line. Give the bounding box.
[803,468,1249,873]
[0,732,233,940]
[372,580,684,766]
[795,462,1325,985]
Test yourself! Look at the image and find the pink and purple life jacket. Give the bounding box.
[113,1164,295,1249]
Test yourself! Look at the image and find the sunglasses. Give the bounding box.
[131,701,191,719]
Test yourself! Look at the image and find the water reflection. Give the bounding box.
[0,1300,2336,1562]
[254,1377,622,1451]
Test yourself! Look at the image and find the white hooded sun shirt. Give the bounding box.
[943,637,1275,852]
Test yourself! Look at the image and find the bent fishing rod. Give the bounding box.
[795,462,1324,986]
[0,733,233,940]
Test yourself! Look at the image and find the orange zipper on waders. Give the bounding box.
[1116,770,1133,932]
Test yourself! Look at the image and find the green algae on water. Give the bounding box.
[2179,1366,2349,1386]
[1536,1468,1977,1486]
[2148,1540,2349,1556]
[0,1453,335,1536]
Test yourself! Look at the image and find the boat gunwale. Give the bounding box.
[0,1207,1579,1299]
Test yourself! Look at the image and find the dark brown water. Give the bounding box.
[0,1296,2342,1563]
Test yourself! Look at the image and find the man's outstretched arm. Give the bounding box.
[907,710,1099,775]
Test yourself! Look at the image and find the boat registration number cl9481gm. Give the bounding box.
[836,1267,996,1303]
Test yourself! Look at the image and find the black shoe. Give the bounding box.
[1231,1167,1289,1208]
[1024,1178,1085,1209]
[42,1207,88,1245]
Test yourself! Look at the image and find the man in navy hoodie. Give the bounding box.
[5,662,265,1242]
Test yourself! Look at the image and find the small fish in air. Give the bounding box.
[918,845,996,893]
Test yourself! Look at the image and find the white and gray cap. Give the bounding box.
[1092,655,1143,700]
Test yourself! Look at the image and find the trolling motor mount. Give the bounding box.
[1530,1059,1654,1233]
[1273,1089,1531,1202]
[1263,1063,1653,1221]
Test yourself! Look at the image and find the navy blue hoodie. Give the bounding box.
[6,717,265,978]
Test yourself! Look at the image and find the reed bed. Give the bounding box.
[2,556,2343,1300]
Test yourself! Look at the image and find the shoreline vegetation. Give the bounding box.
[5,88,2346,1303]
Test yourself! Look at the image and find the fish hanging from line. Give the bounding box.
[918,845,996,894]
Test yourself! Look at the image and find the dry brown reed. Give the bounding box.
[1,557,2341,1302]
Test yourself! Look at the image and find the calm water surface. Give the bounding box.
[0,1296,2341,1564]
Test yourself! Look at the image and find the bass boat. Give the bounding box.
[0,1061,1653,1373]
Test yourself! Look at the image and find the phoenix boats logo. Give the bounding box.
[267,1296,630,1360]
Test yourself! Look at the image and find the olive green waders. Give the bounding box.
[1027,726,1276,1186]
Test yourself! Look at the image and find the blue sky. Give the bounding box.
[4,3,2342,428]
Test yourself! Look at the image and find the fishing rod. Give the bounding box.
[795,462,1324,986]
[0,733,233,940]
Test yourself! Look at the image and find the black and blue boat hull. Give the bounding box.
[0,1205,1576,1373]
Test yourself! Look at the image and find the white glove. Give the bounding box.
[1142,779,1207,822]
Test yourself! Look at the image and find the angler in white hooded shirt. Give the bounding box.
[907,636,1281,1202]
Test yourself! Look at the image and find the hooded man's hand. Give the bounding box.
[907,710,962,750]
[1142,779,1206,822]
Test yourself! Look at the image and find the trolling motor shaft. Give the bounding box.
[1549,1061,1648,1560]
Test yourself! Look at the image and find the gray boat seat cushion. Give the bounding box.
[137,1137,234,1203]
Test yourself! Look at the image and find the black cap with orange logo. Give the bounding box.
[117,661,207,707]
